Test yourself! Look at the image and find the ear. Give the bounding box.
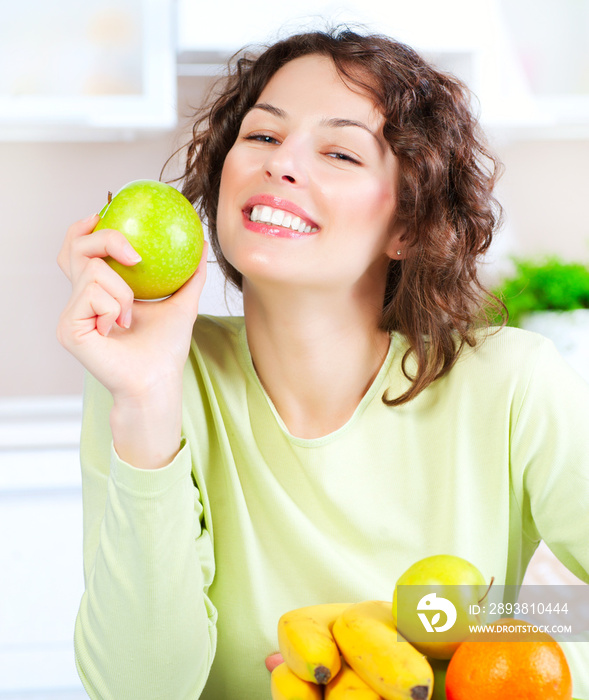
[385,223,407,260]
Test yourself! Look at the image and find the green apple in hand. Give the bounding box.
[93,179,204,300]
[393,554,492,660]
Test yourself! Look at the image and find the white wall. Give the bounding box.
[493,138,589,263]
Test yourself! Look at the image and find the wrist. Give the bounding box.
[110,387,183,470]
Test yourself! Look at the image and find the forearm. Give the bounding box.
[75,443,217,700]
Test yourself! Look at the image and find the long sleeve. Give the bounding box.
[509,336,589,694]
[71,318,589,699]
[74,373,217,700]
[510,336,589,581]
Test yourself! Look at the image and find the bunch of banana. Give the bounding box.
[271,600,434,700]
[271,662,323,700]
[324,659,381,700]
[277,602,351,684]
[333,601,433,699]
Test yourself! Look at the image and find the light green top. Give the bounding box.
[74,315,589,699]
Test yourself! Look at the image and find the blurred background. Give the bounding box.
[0,0,588,696]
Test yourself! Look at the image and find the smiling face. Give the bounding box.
[216,54,404,297]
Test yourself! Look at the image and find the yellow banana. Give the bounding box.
[332,600,433,700]
[278,602,352,684]
[271,661,323,700]
[325,658,382,699]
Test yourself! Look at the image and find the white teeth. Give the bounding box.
[249,205,318,234]
[270,209,285,226]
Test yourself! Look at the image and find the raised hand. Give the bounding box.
[57,214,208,469]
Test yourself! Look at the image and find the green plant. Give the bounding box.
[492,256,589,327]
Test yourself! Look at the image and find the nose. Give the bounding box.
[263,138,306,186]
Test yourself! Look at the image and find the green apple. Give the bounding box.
[393,554,491,660]
[93,179,204,300]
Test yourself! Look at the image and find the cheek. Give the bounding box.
[215,150,255,270]
[361,153,401,226]
[218,151,237,205]
[218,146,261,217]
[370,176,398,212]
[217,153,241,230]
[346,179,398,230]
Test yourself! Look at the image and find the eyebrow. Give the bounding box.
[248,102,383,147]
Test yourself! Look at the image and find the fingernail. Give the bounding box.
[124,243,142,263]
[83,213,98,223]
[103,323,113,337]
[121,309,132,329]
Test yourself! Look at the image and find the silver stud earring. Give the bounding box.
[396,250,402,256]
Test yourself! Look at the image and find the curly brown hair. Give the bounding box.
[173,26,505,406]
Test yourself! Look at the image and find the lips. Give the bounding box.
[243,194,320,232]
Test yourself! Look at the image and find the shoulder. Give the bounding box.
[458,325,559,374]
[188,315,252,387]
[192,314,245,356]
[193,314,245,342]
[450,324,589,410]
[421,325,567,409]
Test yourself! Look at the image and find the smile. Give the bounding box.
[249,205,318,234]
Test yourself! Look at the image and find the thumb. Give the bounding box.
[58,213,101,278]
[73,212,101,236]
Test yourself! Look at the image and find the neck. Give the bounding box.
[242,282,390,439]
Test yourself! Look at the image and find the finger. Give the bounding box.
[57,214,100,278]
[88,282,122,337]
[60,280,122,345]
[265,653,284,673]
[70,228,141,282]
[73,257,135,329]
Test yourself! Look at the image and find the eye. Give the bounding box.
[327,151,361,165]
[244,133,280,145]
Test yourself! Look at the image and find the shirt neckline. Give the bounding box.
[237,322,397,447]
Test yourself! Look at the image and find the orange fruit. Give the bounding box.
[445,620,572,700]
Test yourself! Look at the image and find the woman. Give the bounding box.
[57,28,589,699]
